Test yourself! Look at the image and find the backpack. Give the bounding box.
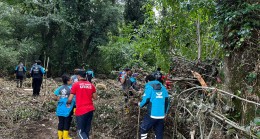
[118,71,123,82]
[32,65,43,78]
[17,66,25,76]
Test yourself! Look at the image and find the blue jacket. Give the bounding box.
[139,81,170,119]
[54,85,75,117]
[86,70,94,78]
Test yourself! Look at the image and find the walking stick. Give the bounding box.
[45,57,49,95]
[42,52,46,90]
[137,106,140,139]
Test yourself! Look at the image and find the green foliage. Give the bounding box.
[216,1,259,50]
[0,1,39,72]
[124,0,147,26]
[246,72,257,83]
[0,0,122,75]
[162,0,222,60]
[99,0,223,72]
[0,0,224,75]
[254,117,260,126]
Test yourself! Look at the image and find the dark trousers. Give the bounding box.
[32,78,43,96]
[87,76,92,83]
[140,115,164,139]
[16,76,24,88]
[58,110,73,131]
[76,111,93,139]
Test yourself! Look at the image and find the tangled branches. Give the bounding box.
[171,86,260,139]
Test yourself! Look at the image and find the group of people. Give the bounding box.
[55,67,170,139]
[51,64,95,139]
[15,61,171,139]
[15,60,46,96]
[54,70,96,139]
[119,67,170,139]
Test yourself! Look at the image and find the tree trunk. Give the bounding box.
[224,48,259,124]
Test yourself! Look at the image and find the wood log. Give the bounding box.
[168,78,197,81]
[191,71,207,87]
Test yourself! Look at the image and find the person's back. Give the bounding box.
[31,60,45,96]
[54,74,75,139]
[71,78,96,116]
[140,80,169,118]
[15,62,26,88]
[31,64,45,78]
[67,71,97,139]
[15,63,26,77]
[139,75,170,139]
[86,69,94,82]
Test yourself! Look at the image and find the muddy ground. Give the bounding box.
[0,77,130,139]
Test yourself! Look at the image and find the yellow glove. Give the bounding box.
[73,108,76,115]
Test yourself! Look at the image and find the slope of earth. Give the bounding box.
[0,77,137,139]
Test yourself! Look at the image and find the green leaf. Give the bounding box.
[254,117,260,126]
[257,132,260,138]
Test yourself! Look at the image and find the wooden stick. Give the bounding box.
[209,111,257,138]
[191,101,258,138]
[44,52,46,70]
[168,78,197,81]
[206,120,215,139]
[178,86,260,106]
[197,14,201,62]
[137,106,140,139]
[191,71,207,87]
[42,52,46,90]
[190,130,195,139]
[45,57,49,95]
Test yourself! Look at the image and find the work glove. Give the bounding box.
[73,108,76,115]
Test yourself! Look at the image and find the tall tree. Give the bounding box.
[216,0,260,123]
[124,0,147,26]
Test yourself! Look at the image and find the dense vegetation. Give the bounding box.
[0,0,259,128]
[0,0,225,75]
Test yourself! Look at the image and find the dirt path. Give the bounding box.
[1,77,142,139]
[0,78,68,139]
[0,78,119,139]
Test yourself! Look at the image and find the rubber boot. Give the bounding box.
[20,80,23,88]
[17,80,19,88]
[58,130,63,139]
[63,130,72,139]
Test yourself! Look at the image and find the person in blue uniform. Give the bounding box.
[86,68,94,83]
[14,61,26,88]
[30,60,45,96]
[54,74,75,139]
[139,74,170,139]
